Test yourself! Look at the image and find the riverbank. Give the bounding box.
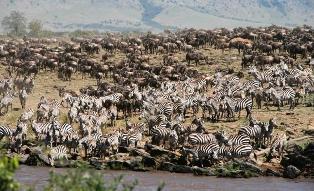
[5,141,314,180]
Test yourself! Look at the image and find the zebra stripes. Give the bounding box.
[183,142,220,167]
[150,125,177,148]
[269,132,287,159]
[48,145,69,166]
[218,144,253,159]
[226,134,251,146]
[223,97,253,118]
[0,124,15,141]
[267,87,296,110]
[188,133,217,146]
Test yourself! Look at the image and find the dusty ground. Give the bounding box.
[0,44,313,146]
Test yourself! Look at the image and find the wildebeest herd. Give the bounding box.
[0,25,313,167]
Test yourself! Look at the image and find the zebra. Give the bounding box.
[248,66,274,86]
[19,87,28,109]
[188,131,228,146]
[16,121,28,141]
[108,106,118,127]
[268,132,287,160]
[182,142,220,167]
[68,106,79,124]
[223,96,253,119]
[0,92,14,115]
[238,124,268,148]
[257,118,278,146]
[78,134,98,158]
[19,108,34,123]
[105,131,121,154]
[150,125,175,147]
[267,87,296,110]
[61,93,76,108]
[217,144,254,160]
[31,120,52,141]
[230,144,254,159]
[155,102,173,120]
[188,133,217,146]
[0,124,15,143]
[59,123,74,143]
[226,134,251,146]
[124,127,146,148]
[48,145,69,166]
[182,95,199,117]
[49,101,61,120]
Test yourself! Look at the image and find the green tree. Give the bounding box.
[28,20,43,37]
[1,11,27,36]
[0,156,20,191]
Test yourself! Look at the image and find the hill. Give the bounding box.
[0,0,313,32]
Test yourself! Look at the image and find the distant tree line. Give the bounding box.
[1,11,44,37]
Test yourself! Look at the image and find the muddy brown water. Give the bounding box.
[16,165,314,191]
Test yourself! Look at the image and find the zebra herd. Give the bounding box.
[0,61,300,166]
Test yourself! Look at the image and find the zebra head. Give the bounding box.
[269,118,278,128]
[215,130,229,145]
[212,150,219,160]
[47,153,54,166]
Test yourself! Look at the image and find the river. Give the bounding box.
[16,165,314,191]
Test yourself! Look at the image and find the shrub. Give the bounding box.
[44,167,137,191]
[0,156,20,191]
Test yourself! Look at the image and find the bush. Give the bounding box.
[0,156,20,191]
[44,167,136,191]
[0,156,165,191]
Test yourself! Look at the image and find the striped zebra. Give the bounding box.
[124,125,146,148]
[188,133,217,146]
[154,102,173,120]
[49,101,61,120]
[150,125,177,148]
[223,97,253,119]
[267,87,295,110]
[16,121,28,141]
[257,118,278,146]
[79,135,97,158]
[218,144,254,159]
[105,131,121,154]
[248,66,274,86]
[238,124,268,147]
[183,143,220,167]
[48,145,69,166]
[226,134,251,146]
[31,120,52,141]
[19,108,34,123]
[19,87,28,109]
[68,106,79,124]
[241,80,261,91]
[268,132,287,159]
[0,92,14,115]
[103,93,123,105]
[59,123,75,143]
[194,78,208,93]
[230,144,253,159]
[188,131,228,146]
[183,95,199,117]
[61,93,77,107]
[0,124,15,143]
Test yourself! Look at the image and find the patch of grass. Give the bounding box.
[214,162,259,178]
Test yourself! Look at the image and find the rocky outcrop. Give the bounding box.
[283,165,301,179]
[281,143,314,178]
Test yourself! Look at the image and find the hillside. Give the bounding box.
[0,0,313,32]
